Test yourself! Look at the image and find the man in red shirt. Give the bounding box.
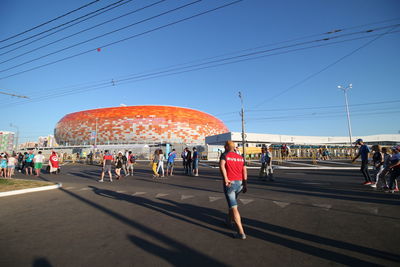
[99,150,114,182]
[220,141,247,239]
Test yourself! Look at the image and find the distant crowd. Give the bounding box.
[0,150,60,178]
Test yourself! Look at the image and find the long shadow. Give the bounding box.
[268,187,400,206]
[88,186,229,237]
[160,199,399,264]
[88,188,393,265]
[250,175,400,203]
[32,258,53,267]
[135,177,222,194]
[58,187,228,266]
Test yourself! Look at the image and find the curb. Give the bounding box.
[0,183,62,198]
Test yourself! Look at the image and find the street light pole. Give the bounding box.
[9,123,19,151]
[239,91,247,164]
[337,84,353,145]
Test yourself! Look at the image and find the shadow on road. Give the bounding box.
[83,187,397,266]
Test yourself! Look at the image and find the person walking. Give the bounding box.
[166,149,176,176]
[220,141,248,240]
[192,147,199,176]
[121,152,128,176]
[0,154,8,178]
[115,152,124,180]
[259,146,274,181]
[378,147,391,189]
[7,153,17,178]
[185,147,192,176]
[25,150,35,176]
[157,150,165,178]
[387,146,400,193]
[99,150,113,182]
[181,149,188,175]
[352,139,372,185]
[152,149,160,178]
[127,151,135,176]
[49,151,59,174]
[33,151,45,177]
[17,152,24,172]
[370,145,384,188]
[259,147,268,179]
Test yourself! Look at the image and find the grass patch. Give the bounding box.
[0,178,54,192]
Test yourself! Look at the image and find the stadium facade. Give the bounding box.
[54,105,229,146]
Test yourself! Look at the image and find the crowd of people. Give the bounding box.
[352,139,400,193]
[0,150,60,178]
[99,150,136,182]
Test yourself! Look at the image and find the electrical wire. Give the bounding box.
[252,25,400,108]
[0,0,167,66]
[0,0,101,43]
[0,0,133,57]
[0,0,202,74]
[0,0,243,80]
[1,28,399,107]
[0,0,129,51]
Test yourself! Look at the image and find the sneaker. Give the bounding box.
[394,188,399,192]
[195,174,199,177]
[98,180,104,183]
[232,233,246,240]
[370,183,377,188]
[363,181,372,185]
[110,180,113,182]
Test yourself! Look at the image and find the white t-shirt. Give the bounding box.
[34,154,45,163]
[8,157,17,166]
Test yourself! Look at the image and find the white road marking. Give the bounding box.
[181,195,195,200]
[273,201,290,208]
[132,192,146,196]
[209,196,223,202]
[312,204,332,210]
[155,193,169,198]
[239,199,254,205]
[79,187,91,191]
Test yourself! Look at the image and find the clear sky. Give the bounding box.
[0,0,399,143]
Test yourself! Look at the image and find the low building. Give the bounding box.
[0,131,15,152]
[206,132,400,147]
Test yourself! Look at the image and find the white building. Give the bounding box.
[206,132,400,147]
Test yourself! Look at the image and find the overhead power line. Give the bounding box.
[0,0,133,57]
[1,22,398,74]
[0,0,167,66]
[0,0,200,73]
[0,90,29,98]
[0,0,129,51]
[252,25,400,108]
[0,0,243,80]
[1,28,399,107]
[0,0,101,44]
[216,99,400,117]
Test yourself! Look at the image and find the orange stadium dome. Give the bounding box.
[54,105,229,145]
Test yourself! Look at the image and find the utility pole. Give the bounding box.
[239,91,246,164]
[337,84,353,145]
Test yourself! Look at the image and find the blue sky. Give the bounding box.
[0,0,399,143]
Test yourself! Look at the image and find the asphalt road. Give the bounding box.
[1,162,399,267]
